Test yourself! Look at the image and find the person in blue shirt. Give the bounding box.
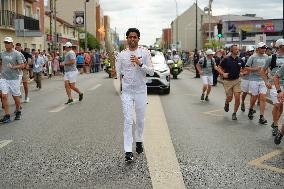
[76,52,84,74]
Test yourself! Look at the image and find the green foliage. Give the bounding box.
[79,31,101,50]
[119,43,126,51]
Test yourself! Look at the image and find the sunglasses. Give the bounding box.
[260,46,267,49]
[4,41,12,44]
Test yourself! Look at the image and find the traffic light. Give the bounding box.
[241,30,247,40]
[217,23,223,38]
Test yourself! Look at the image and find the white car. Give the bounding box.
[146,51,170,94]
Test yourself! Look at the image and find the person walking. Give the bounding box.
[196,49,217,101]
[193,49,200,78]
[115,28,154,162]
[245,42,268,124]
[218,44,245,120]
[62,42,83,104]
[33,51,44,89]
[0,37,24,123]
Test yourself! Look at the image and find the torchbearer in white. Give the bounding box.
[115,28,154,162]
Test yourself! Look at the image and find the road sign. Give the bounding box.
[74,11,84,27]
[255,34,266,45]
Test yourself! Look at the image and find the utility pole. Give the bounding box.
[283,0,284,38]
[195,0,198,49]
[84,0,88,51]
[174,0,178,51]
[54,0,57,51]
[49,0,53,51]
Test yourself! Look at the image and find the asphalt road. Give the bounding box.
[0,70,283,189]
[160,70,284,189]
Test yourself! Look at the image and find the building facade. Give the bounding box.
[54,0,99,39]
[0,0,45,51]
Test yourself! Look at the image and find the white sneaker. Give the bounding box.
[24,97,30,103]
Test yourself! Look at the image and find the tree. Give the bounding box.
[79,31,101,50]
[119,43,126,52]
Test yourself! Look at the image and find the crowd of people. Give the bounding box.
[190,39,284,146]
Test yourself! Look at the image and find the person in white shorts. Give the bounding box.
[262,39,284,136]
[245,42,268,124]
[240,46,254,112]
[0,37,24,123]
[62,42,83,104]
[196,49,217,101]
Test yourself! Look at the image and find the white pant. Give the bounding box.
[121,92,147,152]
[1,79,21,96]
[201,75,213,85]
[241,79,250,93]
[270,85,283,104]
[64,71,78,83]
[249,81,267,96]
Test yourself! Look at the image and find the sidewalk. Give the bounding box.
[184,65,273,104]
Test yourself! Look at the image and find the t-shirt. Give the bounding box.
[21,50,32,62]
[264,54,284,85]
[198,57,215,76]
[64,50,77,72]
[219,55,245,80]
[246,54,268,81]
[0,50,23,80]
[33,56,45,73]
[76,55,84,65]
[275,64,284,87]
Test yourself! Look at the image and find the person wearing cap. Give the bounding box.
[15,43,32,103]
[0,37,24,123]
[218,44,245,120]
[62,42,83,104]
[115,28,154,162]
[240,46,255,112]
[245,42,268,124]
[196,49,217,101]
[262,39,284,136]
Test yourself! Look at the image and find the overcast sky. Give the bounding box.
[99,0,282,45]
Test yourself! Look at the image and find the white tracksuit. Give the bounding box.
[115,46,154,152]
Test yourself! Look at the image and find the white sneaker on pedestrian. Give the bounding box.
[24,97,30,103]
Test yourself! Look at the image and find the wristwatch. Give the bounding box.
[277,89,282,93]
[139,62,143,67]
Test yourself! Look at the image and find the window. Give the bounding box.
[1,0,8,10]
[31,44,36,50]
[36,9,40,20]
[25,4,32,17]
[24,43,27,48]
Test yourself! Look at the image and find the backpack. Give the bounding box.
[270,54,277,70]
[202,57,214,68]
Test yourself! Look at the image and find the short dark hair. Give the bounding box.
[126,28,140,38]
[230,44,238,51]
[15,43,21,46]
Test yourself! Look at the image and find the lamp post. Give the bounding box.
[195,0,198,49]
[84,0,89,51]
[174,0,178,51]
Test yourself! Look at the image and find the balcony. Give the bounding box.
[0,10,39,31]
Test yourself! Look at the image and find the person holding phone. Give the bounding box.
[115,28,154,162]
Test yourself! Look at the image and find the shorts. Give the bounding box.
[22,69,29,82]
[270,85,283,104]
[77,65,83,69]
[64,71,78,83]
[1,79,21,96]
[249,81,267,96]
[223,78,241,97]
[201,75,213,85]
[241,79,250,93]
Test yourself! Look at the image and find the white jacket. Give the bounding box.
[116,46,154,94]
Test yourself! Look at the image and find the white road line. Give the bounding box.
[87,84,102,91]
[0,140,13,149]
[145,96,186,189]
[49,99,79,113]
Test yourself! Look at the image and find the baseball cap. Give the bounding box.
[246,46,255,52]
[256,42,267,48]
[4,37,13,43]
[206,49,215,55]
[64,42,72,47]
[275,39,284,47]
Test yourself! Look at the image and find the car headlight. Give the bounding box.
[159,69,168,73]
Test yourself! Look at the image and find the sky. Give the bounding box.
[45,0,283,45]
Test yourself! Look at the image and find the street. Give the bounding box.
[0,70,283,188]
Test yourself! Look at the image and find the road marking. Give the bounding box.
[0,140,12,148]
[203,108,224,117]
[87,84,101,91]
[248,150,284,174]
[145,96,186,189]
[49,99,79,113]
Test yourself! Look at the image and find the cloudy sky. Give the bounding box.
[99,0,282,45]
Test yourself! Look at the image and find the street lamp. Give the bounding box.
[174,0,178,51]
[84,0,89,51]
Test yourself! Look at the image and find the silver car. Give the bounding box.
[146,51,170,94]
